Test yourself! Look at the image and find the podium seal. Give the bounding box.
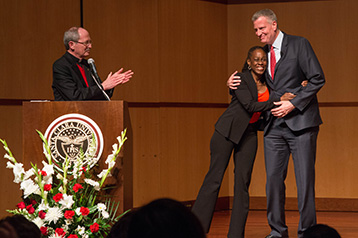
[44,113,104,170]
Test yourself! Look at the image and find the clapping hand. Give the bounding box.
[102,68,134,90]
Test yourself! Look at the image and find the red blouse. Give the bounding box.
[249,88,270,124]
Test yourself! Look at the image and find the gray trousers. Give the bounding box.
[192,124,257,238]
[264,118,319,238]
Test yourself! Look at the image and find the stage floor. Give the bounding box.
[207,210,358,237]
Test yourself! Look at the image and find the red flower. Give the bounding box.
[64,210,75,219]
[16,202,26,209]
[26,204,35,214]
[81,166,86,172]
[80,207,90,216]
[38,210,46,219]
[90,222,100,233]
[73,183,83,193]
[40,226,48,235]
[68,235,78,238]
[55,228,65,236]
[30,199,37,205]
[53,193,63,202]
[39,170,47,176]
[44,184,52,191]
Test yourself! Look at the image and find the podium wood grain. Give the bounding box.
[22,101,133,213]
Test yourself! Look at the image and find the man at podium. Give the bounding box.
[52,27,133,101]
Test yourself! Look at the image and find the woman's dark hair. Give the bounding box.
[242,46,265,71]
[242,46,266,84]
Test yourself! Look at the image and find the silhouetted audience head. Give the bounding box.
[0,215,41,238]
[127,198,206,238]
[303,224,341,238]
[108,210,136,238]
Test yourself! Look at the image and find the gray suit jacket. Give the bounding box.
[264,33,325,133]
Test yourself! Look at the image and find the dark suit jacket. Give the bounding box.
[52,52,113,101]
[215,70,276,144]
[264,33,325,133]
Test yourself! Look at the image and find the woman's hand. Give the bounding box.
[280,80,308,101]
[301,80,308,87]
[227,71,241,90]
[280,92,296,101]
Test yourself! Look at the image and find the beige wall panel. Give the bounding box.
[128,106,358,204]
[228,0,358,103]
[84,0,228,103]
[315,107,358,198]
[159,107,227,201]
[128,107,161,207]
[0,0,80,100]
[0,106,23,217]
[246,132,266,197]
[129,106,227,206]
[83,0,160,102]
[158,0,228,103]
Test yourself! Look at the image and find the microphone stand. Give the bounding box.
[91,74,111,101]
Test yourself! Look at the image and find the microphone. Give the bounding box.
[88,58,100,81]
[87,58,111,101]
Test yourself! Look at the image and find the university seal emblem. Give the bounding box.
[44,113,104,170]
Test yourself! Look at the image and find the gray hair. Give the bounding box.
[252,9,278,24]
[63,27,81,50]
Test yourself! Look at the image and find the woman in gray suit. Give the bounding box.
[192,46,295,238]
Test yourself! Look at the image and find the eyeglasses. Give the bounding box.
[74,40,92,46]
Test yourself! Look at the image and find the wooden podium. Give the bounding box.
[22,100,133,212]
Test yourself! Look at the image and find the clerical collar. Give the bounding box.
[66,51,87,65]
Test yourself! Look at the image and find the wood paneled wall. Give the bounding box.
[0,106,23,218]
[0,0,80,100]
[0,0,228,216]
[83,0,228,206]
[0,0,81,218]
[0,0,357,218]
[84,0,228,103]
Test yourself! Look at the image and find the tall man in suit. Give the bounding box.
[52,27,133,101]
[229,9,325,238]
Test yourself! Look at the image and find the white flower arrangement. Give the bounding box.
[0,129,128,238]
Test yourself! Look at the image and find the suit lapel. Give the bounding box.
[275,33,288,73]
[263,45,274,84]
